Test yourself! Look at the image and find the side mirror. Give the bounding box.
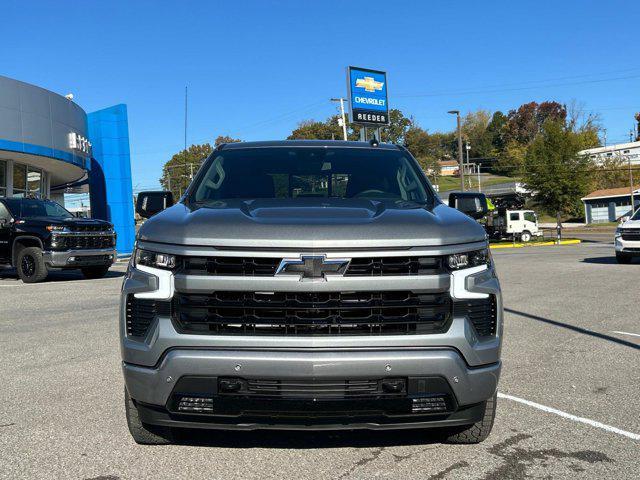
[136,191,175,219]
[448,192,488,220]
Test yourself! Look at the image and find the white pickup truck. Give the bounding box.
[615,209,640,263]
[485,209,543,242]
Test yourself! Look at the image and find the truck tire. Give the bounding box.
[444,392,497,444]
[124,387,173,445]
[81,265,111,279]
[616,252,632,264]
[17,247,48,283]
[520,231,532,242]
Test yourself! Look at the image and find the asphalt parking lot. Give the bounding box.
[0,242,638,480]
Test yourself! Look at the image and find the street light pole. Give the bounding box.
[448,110,465,191]
[331,98,348,141]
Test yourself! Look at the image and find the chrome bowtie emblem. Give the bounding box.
[276,255,350,281]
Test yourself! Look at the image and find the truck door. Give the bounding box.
[523,211,539,235]
[507,211,521,234]
[0,201,11,262]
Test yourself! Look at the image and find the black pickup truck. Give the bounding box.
[0,197,117,283]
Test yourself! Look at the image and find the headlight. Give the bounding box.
[46,225,65,232]
[447,248,491,270]
[615,228,622,238]
[134,248,177,270]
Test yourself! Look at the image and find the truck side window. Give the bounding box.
[524,212,536,223]
[509,212,520,221]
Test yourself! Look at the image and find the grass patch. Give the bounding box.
[436,174,515,192]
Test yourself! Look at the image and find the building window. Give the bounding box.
[0,160,6,197]
[27,168,42,195]
[11,163,43,198]
[12,163,27,197]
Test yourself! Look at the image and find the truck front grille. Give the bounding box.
[453,296,497,337]
[178,256,445,276]
[620,228,640,241]
[53,235,114,250]
[173,291,451,335]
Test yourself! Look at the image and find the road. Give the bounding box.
[0,244,638,479]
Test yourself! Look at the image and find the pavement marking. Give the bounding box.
[498,392,640,441]
[611,331,640,338]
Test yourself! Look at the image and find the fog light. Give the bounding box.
[412,396,447,413]
[68,256,76,263]
[177,396,214,413]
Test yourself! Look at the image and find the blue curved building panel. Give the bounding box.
[88,105,135,255]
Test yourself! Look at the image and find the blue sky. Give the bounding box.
[2,0,639,190]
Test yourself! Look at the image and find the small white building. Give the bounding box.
[579,141,640,165]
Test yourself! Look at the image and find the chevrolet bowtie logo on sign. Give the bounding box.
[347,66,389,126]
[276,256,350,281]
[355,76,384,93]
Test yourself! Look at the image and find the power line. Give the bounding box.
[397,73,640,99]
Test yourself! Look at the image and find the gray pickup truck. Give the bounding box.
[121,140,502,444]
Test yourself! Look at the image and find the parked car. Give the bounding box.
[485,208,543,242]
[121,140,503,445]
[0,197,116,282]
[614,208,640,263]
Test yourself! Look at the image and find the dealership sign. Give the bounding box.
[68,132,92,156]
[347,66,389,126]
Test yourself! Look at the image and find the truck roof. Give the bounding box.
[219,140,402,150]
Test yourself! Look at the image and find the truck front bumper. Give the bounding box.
[123,348,500,430]
[615,237,640,255]
[43,248,117,268]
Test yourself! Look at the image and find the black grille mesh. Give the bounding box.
[125,295,171,337]
[173,291,451,336]
[621,228,640,241]
[178,256,444,276]
[54,235,114,250]
[453,296,497,337]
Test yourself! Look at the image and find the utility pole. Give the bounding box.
[603,128,607,147]
[477,164,481,192]
[629,154,635,215]
[448,110,465,191]
[184,86,188,152]
[330,98,348,141]
[465,142,471,189]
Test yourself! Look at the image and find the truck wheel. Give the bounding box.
[17,247,48,283]
[444,392,497,444]
[616,253,632,264]
[124,387,173,445]
[81,265,111,279]
[520,231,532,242]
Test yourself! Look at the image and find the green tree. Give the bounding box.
[379,109,413,144]
[288,115,358,140]
[214,135,241,147]
[592,156,628,190]
[160,143,214,199]
[461,110,492,158]
[522,120,592,227]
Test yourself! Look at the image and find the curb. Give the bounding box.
[490,239,581,249]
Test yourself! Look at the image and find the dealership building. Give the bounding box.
[0,75,134,254]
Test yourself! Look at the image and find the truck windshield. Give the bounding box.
[190,147,434,205]
[4,198,73,219]
[632,208,640,221]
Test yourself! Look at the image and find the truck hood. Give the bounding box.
[16,217,113,229]
[138,198,486,249]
